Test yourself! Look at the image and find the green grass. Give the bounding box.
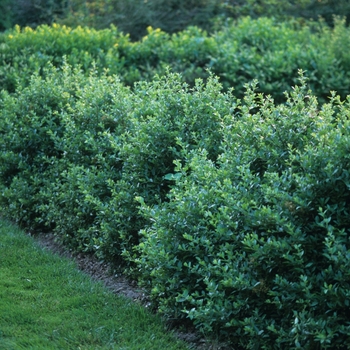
[0,219,189,350]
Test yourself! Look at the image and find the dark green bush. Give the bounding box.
[136,74,350,348]
[0,64,77,227]
[108,72,231,260]
[4,0,350,39]
[60,71,231,261]
[56,0,350,40]
[36,69,132,256]
[0,0,13,31]
[211,16,350,102]
[1,57,350,347]
[0,64,230,261]
[0,64,132,258]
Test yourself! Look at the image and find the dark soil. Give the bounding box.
[32,232,232,350]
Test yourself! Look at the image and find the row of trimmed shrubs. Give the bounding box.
[1,62,350,348]
[2,16,350,103]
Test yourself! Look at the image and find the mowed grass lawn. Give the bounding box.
[0,219,189,350]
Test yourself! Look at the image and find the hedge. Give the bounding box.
[0,64,229,260]
[1,62,350,347]
[136,75,350,348]
[2,17,350,102]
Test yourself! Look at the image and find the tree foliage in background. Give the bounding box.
[56,0,350,39]
[0,0,12,31]
[58,0,223,39]
[2,0,350,39]
[0,0,66,30]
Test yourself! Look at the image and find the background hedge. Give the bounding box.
[2,16,350,103]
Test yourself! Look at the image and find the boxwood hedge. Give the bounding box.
[2,16,350,103]
[135,74,350,348]
[1,63,350,347]
[0,64,231,261]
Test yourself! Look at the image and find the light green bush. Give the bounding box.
[2,17,350,102]
[0,23,124,92]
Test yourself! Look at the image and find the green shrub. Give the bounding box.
[109,72,231,259]
[37,69,132,256]
[1,60,350,347]
[0,64,132,257]
[64,71,231,261]
[136,74,350,348]
[3,17,350,102]
[211,16,350,102]
[0,64,230,262]
[0,64,77,227]
[0,23,124,92]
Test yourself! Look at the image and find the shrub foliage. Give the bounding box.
[136,75,350,348]
[1,10,350,349]
[1,61,350,347]
[2,17,350,103]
